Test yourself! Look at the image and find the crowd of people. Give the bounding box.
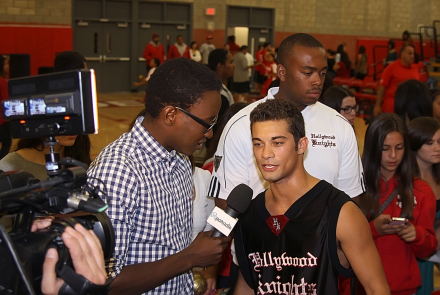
[1,30,440,295]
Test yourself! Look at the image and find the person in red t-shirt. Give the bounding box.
[260,53,277,97]
[0,55,10,159]
[227,35,240,56]
[255,42,272,92]
[333,44,352,78]
[414,53,428,84]
[374,45,419,115]
[167,35,190,60]
[142,33,165,72]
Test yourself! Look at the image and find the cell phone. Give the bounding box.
[389,217,406,226]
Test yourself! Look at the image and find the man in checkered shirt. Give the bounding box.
[88,58,231,294]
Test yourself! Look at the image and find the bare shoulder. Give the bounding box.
[337,201,369,239]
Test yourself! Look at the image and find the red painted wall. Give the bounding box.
[0,24,73,76]
[2,24,436,80]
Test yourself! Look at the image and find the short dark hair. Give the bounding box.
[388,39,395,49]
[408,117,440,184]
[277,33,323,66]
[208,49,228,71]
[152,58,161,67]
[327,49,336,56]
[144,57,222,119]
[239,45,248,51]
[263,42,271,48]
[250,99,305,150]
[359,45,366,55]
[400,45,414,55]
[54,51,86,72]
[321,86,354,113]
[394,79,432,122]
[176,35,183,40]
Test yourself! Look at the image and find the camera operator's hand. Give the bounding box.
[31,217,54,232]
[41,224,107,295]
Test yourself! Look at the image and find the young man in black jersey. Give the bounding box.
[233,99,390,295]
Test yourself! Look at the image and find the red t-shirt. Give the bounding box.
[416,61,428,83]
[336,61,351,78]
[228,41,240,55]
[255,50,266,74]
[380,60,419,113]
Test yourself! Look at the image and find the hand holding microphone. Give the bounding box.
[208,184,253,237]
[185,184,253,269]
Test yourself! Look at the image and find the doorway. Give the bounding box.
[226,6,274,56]
[72,0,192,93]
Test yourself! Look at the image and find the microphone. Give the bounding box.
[208,184,253,237]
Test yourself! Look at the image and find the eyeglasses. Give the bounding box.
[340,105,359,114]
[175,107,218,134]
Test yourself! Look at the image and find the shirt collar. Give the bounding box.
[399,60,412,69]
[131,116,178,164]
[266,87,311,113]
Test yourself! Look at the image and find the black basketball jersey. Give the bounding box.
[234,180,354,295]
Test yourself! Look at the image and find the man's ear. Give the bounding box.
[277,64,286,81]
[297,136,308,155]
[161,106,178,127]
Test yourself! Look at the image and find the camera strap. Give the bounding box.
[57,263,112,295]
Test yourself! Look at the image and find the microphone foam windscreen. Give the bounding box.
[226,183,253,213]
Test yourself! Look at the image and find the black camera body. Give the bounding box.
[0,70,113,295]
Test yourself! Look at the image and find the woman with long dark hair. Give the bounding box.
[321,86,357,126]
[333,44,352,78]
[357,113,437,294]
[394,79,432,124]
[355,45,368,80]
[408,117,440,295]
[0,135,91,181]
[385,39,398,66]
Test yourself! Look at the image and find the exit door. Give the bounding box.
[248,28,271,56]
[73,21,131,92]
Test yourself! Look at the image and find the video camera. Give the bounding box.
[0,70,114,295]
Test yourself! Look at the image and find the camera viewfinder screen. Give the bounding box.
[3,100,25,117]
[29,98,46,115]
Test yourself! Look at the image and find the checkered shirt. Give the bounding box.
[87,116,194,294]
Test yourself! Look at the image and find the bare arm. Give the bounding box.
[233,269,254,295]
[373,85,385,116]
[337,202,390,295]
[110,232,231,295]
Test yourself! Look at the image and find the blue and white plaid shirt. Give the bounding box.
[88,116,194,294]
